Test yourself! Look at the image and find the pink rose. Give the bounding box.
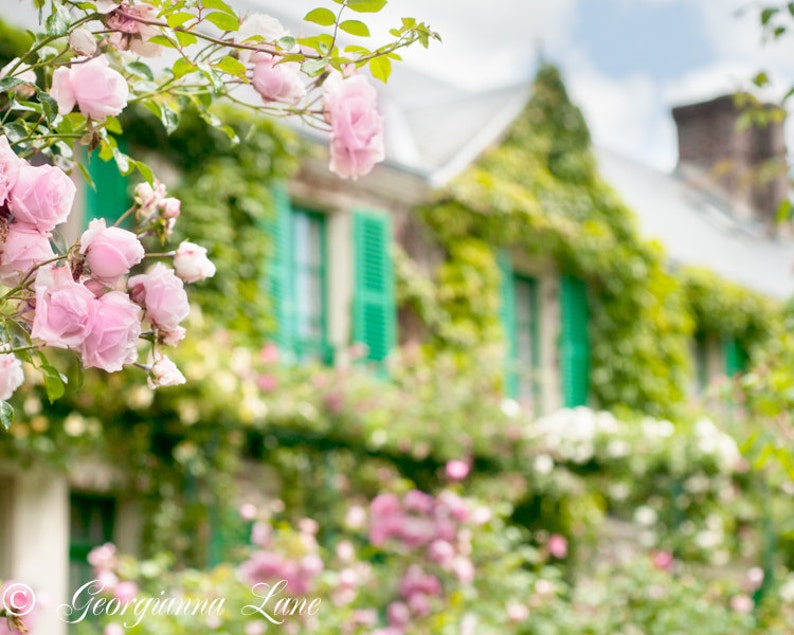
[387,602,410,627]
[0,136,22,205]
[159,197,180,219]
[547,534,568,559]
[50,56,129,120]
[88,543,117,572]
[445,460,470,481]
[104,624,125,635]
[128,263,189,332]
[69,27,97,56]
[0,224,54,285]
[0,580,38,633]
[32,278,96,349]
[0,354,24,400]
[323,71,385,179]
[113,581,138,602]
[79,218,144,283]
[106,3,163,57]
[651,549,674,571]
[173,240,215,283]
[10,162,76,232]
[81,291,141,372]
[427,539,455,566]
[235,14,289,64]
[134,180,166,215]
[252,55,305,104]
[147,352,185,389]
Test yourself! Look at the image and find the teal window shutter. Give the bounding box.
[263,185,296,358]
[352,209,396,363]
[723,338,748,376]
[85,145,129,226]
[560,275,589,407]
[498,252,519,398]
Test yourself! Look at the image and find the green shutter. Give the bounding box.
[724,338,747,376]
[69,493,115,595]
[352,209,395,363]
[85,145,129,226]
[560,275,589,407]
[498,252,519,398]
[263,185,296,359]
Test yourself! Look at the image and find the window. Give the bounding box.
[84,145,130,227]
[291,209,330,363]
[693,331,709,393]
[723,338,748,377]
[560,275,590,408]
[69,493,116,595]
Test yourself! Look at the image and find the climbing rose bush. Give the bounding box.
[0,0,437,417]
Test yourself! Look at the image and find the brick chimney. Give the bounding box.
[671,95,788,227]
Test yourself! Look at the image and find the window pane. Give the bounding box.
[292,210,328,361]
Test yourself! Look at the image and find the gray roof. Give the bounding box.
[595,147,794,299]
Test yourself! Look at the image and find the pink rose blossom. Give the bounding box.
[173,240,216,283]
[147,352,185,389]
[427,540,455,566]
[81,291,141,372]
[251,55,305,104]
[50,56,129,120]
[32,278,96,349]
[160,325,186,347]
[106,3,163,57]
[104,624,125,635]
[445,459,470,481]
[451,556,475,583]
[323,71,385,179]
[159,197,181,219]
[114,581,138,602]
[0,354,24,401]
[235,14,289,64]
[134,180,166,215]
[0,136,22,205]
[548,534,568,559]
[128,263,189,332]
[0,580,36,623]
[730,594,754,613]
[251,522,271,548]
[88,542,117,572]
[260,342,279,364]
[69,27,97,56]
[387,601,410,627]
[0,224,54,285]
[10,162,75,232]
[651,550,674,571]
[80,218,144,283]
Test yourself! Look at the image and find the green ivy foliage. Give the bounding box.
[410,63,779,417]
[121,105,300,343]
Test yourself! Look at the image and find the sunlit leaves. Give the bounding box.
[339,20,370,37]
[347,0,388,13]
[304,8,336,26]
[369,55,391,83]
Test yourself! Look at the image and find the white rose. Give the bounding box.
[173,241,216,283]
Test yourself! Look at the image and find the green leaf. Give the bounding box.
[761,7,779,25]
[175,30,198,47]
[369,55,391,83]
[304,8,337,26]
[104,115,123,135]
[173,57,198,79]
[77,161,95,190]
[777,198,792,222]
[201,0,236,14]
[301,58,328,77]
[214,55,247,80]
[0,401,13,432]
[278,36,296,51]
[132,159,154,184]
[167,11,195,28]
[753,71,770,88]
[45,4,70,36]
[219,125,239,144]
[339,20,370,36]
[344,44,371,55]
[0,77,24,93]
[41,364,67,403]
[205,11,239,32]
[128,61,154,81]
[347,0,388,13]
[147,35,178,49]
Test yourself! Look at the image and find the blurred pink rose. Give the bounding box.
[387,601,410,627]
[88,542,117,572]
[651,549,674,571]
[113,580,138,602]
[0,224,54,285]
[403,490,434,514]
[0,136,22,205]
[10,162,75,232]
[0,353,24,401]
[730,594,754,613]
[445,459,470,481]
[32,278,96,348]
[69,27,97,56]
[252,55,305,104]
[452,556,475,583]
[50,56,129,120]
[548,534,568,559]
[80,218,144,283]
[104,624,125,635]
[260,342,279,364]
[322,71,384,179]
[173,240,215,283]
[0,580,38,632]
[128,263,189,332]
[159,197,181,219]
[81,291,141,372]
[427,539,455,566]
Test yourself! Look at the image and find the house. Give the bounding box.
[0,8,791,634]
